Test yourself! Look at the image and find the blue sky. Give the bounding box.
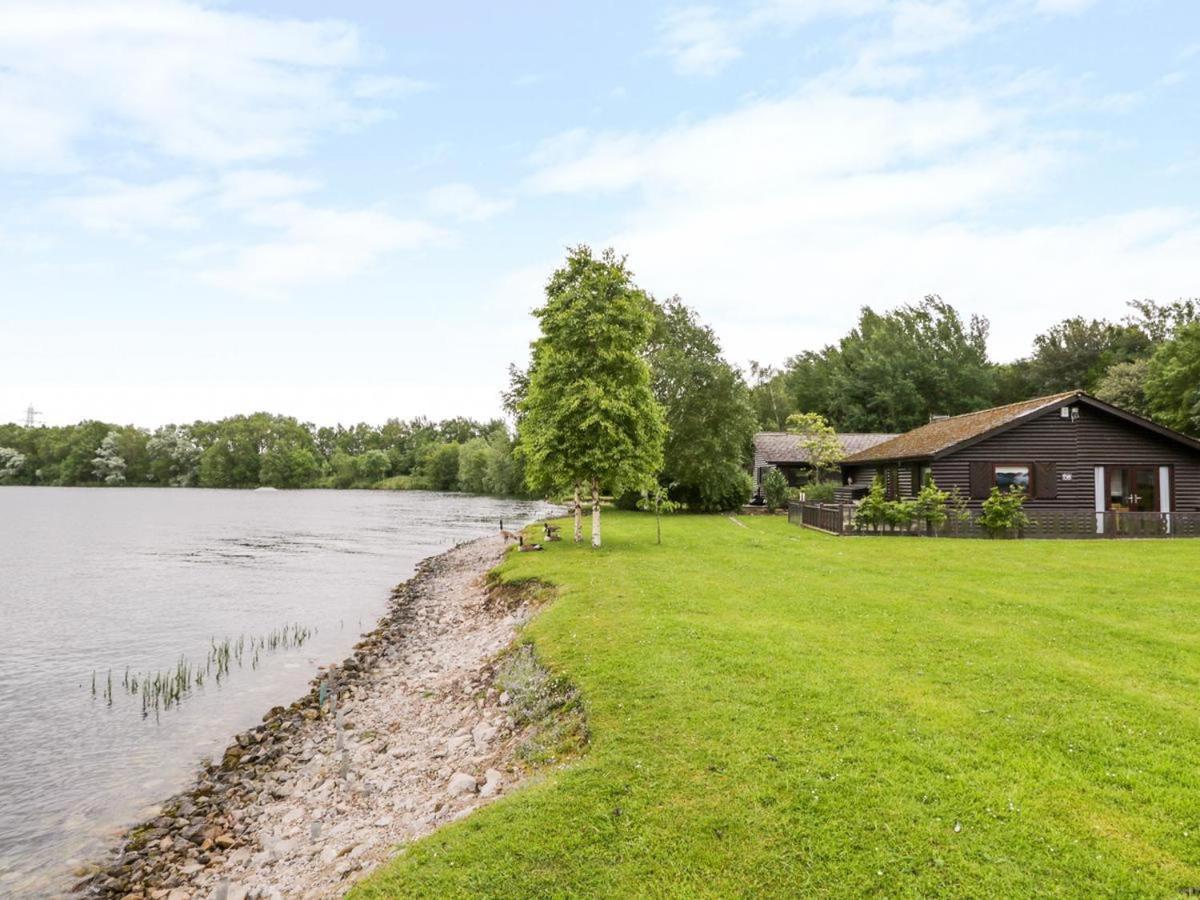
[2,0,1198,426]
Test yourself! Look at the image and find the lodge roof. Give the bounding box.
[755,431,897,465]
[840,391,1083,464]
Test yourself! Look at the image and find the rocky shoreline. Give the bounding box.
[77,534,547,900]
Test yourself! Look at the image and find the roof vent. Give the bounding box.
[929,414,950,423]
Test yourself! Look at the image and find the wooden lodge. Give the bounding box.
[805,391,1200,538]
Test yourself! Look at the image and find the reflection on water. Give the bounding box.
[0,487,553,897]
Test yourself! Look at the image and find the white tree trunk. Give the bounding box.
[591,478,601,548]
[573,482,583,543]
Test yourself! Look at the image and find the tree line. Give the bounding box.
[748,296,1200,434]
[0,414,528,494]
[506,248,1200,547]
[5,245,1195,529]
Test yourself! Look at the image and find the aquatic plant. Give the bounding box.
[88,622,316,720]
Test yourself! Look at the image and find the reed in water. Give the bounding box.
[89,623,315,719]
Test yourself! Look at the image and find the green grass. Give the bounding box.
[352,512,1200,898]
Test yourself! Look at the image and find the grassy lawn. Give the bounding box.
[353,512,1200,898]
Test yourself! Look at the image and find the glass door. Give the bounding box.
[1107,466,1162,536]
[1131,468,1158,512]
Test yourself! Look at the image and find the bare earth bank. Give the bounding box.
[81,534,540,900]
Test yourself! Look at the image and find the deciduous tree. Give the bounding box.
[1145,322,1200,436]
[784,412,842,482]
[647,297,756,511]
[517,246,665,547]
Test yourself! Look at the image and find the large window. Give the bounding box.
[994,464,1031,493]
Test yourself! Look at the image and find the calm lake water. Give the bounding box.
[0,487,554,897]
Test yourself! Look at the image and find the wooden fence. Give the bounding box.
[788,502,1200,539]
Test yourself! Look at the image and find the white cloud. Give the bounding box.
[350,75,433,99]
[216,169,321,209]
[50,176,207,234]
[201,203,444,297]
[0,1,423,169]
[524,83,1199,364]
[657,6,743,76]
[656,1,1095,83]
[1033,0,1095,14]
[529,92,1011,197]
[425,183,512,222]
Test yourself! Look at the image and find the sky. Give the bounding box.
[1,0,1198,428]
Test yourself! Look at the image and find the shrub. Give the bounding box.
[946,486,971,533]
[613,491,642,511]
[855,476,889,530]
[978,486,1031,538]
[497,643,588,766]
[670,468,754,512]
[762,468,790,512]
[803,480,840,503]
[912,475,949,534]
[883,498,917,530]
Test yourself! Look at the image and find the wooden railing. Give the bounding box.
[789,502,1200,539]
[788,502,852,534]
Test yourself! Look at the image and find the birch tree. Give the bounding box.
[517,246,665,547]
[92,430,127,485]
[785,412,843,482]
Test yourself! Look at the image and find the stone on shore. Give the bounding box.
[84,533,548,900]
[447,772,478,796]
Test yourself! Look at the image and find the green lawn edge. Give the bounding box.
[350,511,1200,899]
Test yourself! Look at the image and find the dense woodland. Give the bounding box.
[748,297,1200,435]
[4,260,1198,508]
[0,415,527,493]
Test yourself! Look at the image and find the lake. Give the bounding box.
[0,487,555,897]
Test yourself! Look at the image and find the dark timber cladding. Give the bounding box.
[839,391,1200,512]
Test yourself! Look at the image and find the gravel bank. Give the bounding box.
[79,534,542,900]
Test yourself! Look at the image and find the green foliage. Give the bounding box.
[420,442,461,492]
[357,448,391,483]
[782,296,993,432]
[1094,358,1151,418]
[978,486,1031,538]
[260,445,319,489]
[637,482,679,544]
[457,437,491,494]
[482,429,525,496]
[146,425,199,486]
[0,447,28,484]
[761,467,790,512]
[748,361,793,430]
[1024,317,1151,394]
[912,474,949,532]
[947,485,971,524]
[801,480,839,502]
[1123,298,1198,343]
[647,297,756,512]
[495,643,588,767]
[784,411,843,481]
[1145,321,1200,436]
[0,412,524,494]
[517,246,666,546]
[854,476,889,530]
[91,430,127,485]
